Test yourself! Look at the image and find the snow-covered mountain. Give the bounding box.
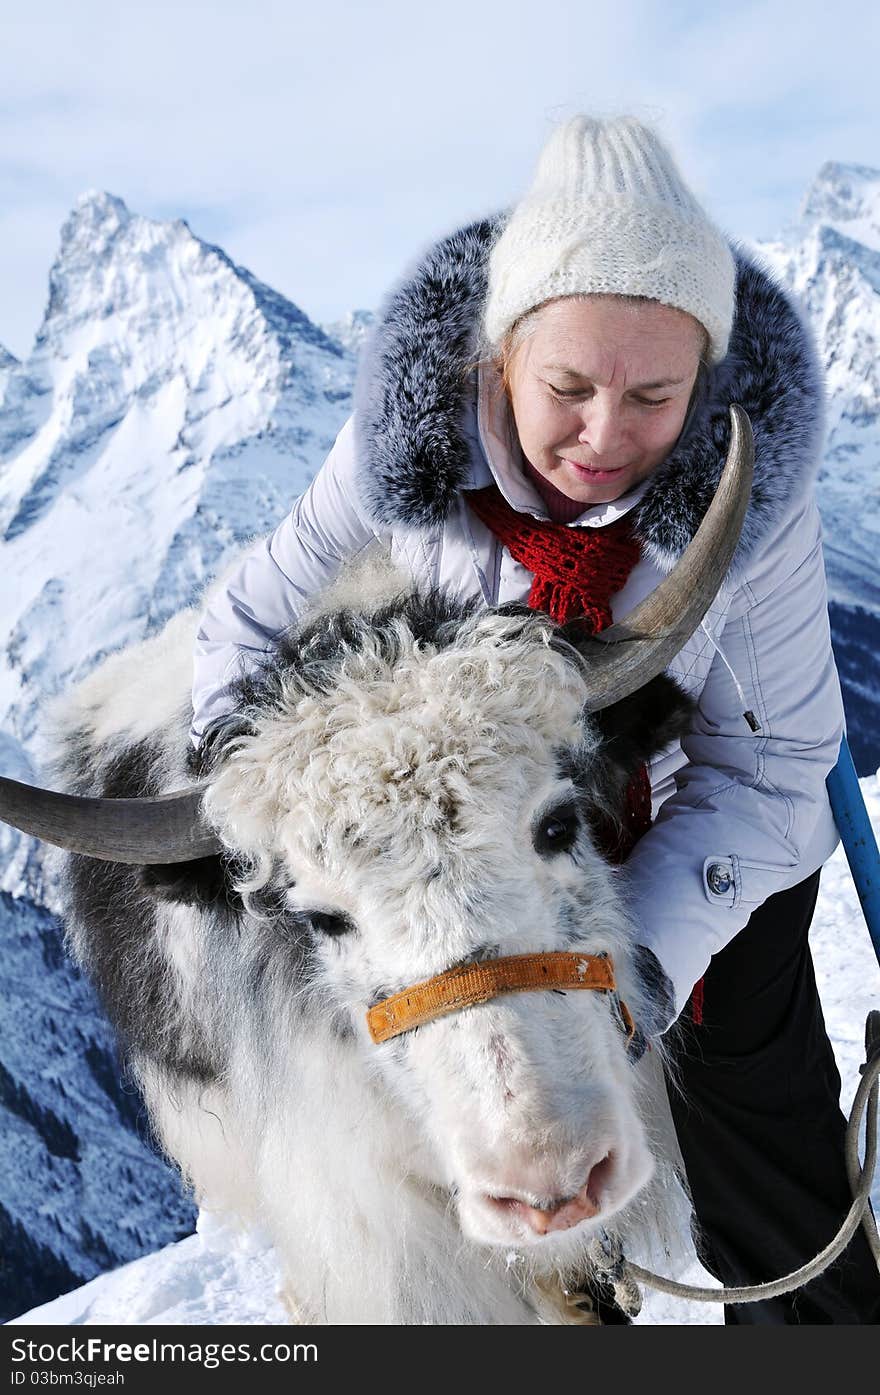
[1,169,879,1321]
[0,888,196,1320]
[320,307,375,357]
[757,162,880,610]
[0,345,18,418]
[755,161,880,774]
[0,193,361,1319]
[0,191,358,901]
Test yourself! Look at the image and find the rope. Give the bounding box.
[620,1011,880,1308]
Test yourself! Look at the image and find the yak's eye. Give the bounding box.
[308,910,355,938]
[533,802,580,856]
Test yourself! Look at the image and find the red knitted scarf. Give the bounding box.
[466,484,652,865]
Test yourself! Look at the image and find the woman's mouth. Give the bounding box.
[561,459,628,483]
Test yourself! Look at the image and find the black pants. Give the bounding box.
[667,869,880,1324]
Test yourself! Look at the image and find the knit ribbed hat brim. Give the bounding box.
[484,117,736,364]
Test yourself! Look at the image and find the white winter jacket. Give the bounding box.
[190,218,844,1017]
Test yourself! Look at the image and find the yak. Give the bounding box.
[0,410,752,1324]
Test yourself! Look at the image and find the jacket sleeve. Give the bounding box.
[190,415,378,743]
[622,493,845,1019]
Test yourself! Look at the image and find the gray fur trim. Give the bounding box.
[354,216,824,573]
[354,216,505,530]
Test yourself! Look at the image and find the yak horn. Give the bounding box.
[0,775,222,864]
[575,404,755,711]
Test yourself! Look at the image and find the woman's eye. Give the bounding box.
[548,385,671,407]
[533,804,580,856]
[550,385,589,400]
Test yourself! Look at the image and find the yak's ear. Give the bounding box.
[138,854,243,909]
[583,673,695,816]
[590,673,695,774]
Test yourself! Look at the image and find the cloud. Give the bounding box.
[0,0,876,357]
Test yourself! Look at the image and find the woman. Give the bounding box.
[189,116,879,1323]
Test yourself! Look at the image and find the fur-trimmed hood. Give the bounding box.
[354,215,825,572]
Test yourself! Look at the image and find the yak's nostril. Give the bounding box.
[487,1154,615,1236]
[585,1152,615,1208]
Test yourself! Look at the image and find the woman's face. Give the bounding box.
[504,297,705,506]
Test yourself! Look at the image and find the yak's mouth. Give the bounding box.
[455,1147,653,1248]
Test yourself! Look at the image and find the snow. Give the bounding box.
[0,344,17,411]
[8,1213,288,1327]
[753,161,880,622]
[0,191,361,1320]
[11,772,880,1326]
[0,190,357,856]
[801,162,880,255]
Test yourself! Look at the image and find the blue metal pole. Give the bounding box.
[826,735,880,968]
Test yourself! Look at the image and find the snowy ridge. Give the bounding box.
[801,161,880,253]
[755,162,880,618]
[0,344,17,412]
[0,888,196,1321]
[753,161,880,778]
[320,308,375,356]
[0,190,358,902]
[0,193,361,1318]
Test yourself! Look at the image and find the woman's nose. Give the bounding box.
[578,401,620,456]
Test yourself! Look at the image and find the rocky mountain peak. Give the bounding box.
[801,161,880,248]
[62,189,132,248]
[36,189,339,370]
[321,308,375,356]
[0,189,357,771]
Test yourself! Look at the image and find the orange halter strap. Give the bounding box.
[366,950,635,1046]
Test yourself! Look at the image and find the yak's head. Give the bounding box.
[193,592,692,1254]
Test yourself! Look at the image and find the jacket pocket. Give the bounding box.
[702,852,800,911]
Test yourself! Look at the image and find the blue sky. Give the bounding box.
[1,0,877,359]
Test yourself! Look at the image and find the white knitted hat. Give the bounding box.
[484,116,736,364]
